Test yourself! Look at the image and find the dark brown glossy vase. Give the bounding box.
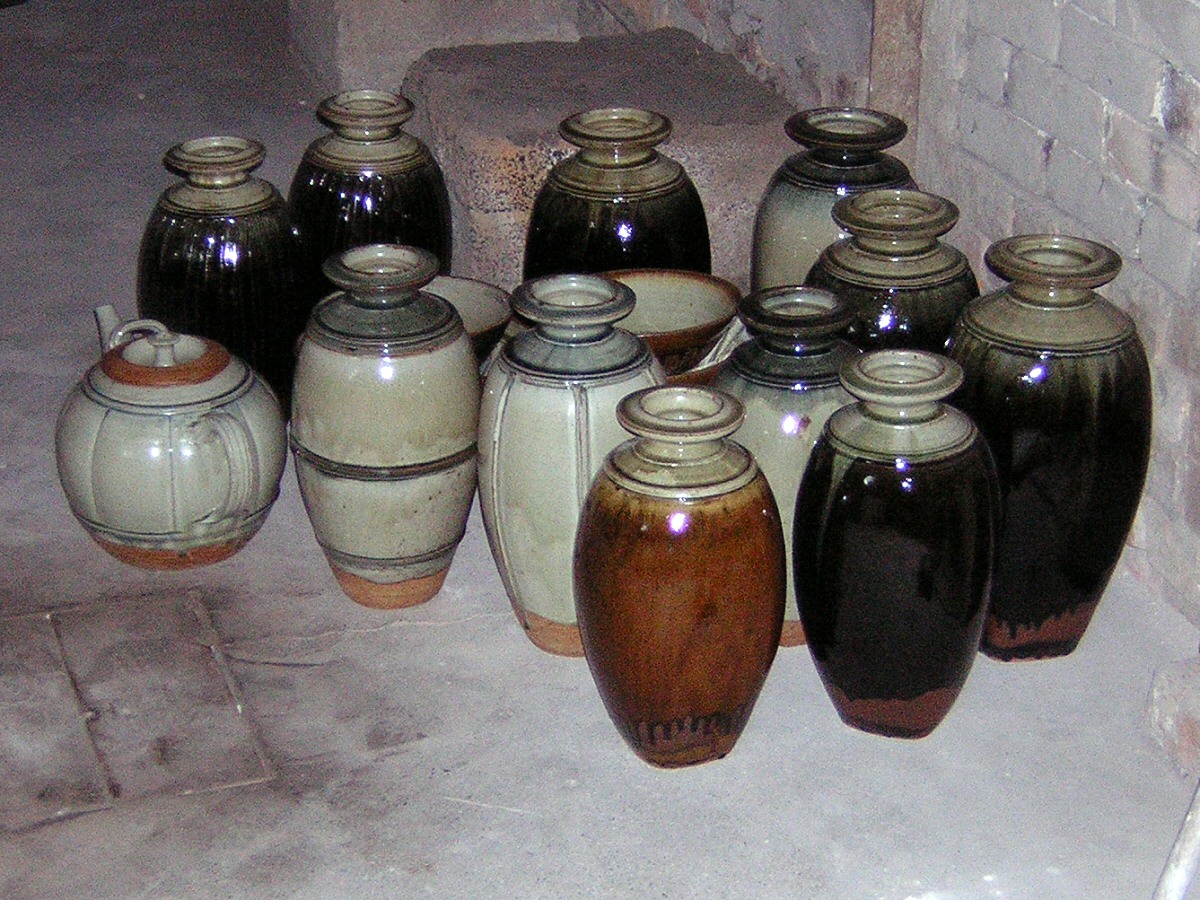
[288,90,453,296]
[523,108,711,280]
[806,188,979,352]
[574,385,785,767]
[137,136,306,407]
[794,351,999,738]
[946,235,1152,660]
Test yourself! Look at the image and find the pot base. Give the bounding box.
[522,609,584,657]
[95,534,250,570]
[332,566,448,609]
[779,619,807,648]
[981,599,1099,661]
[614,702,753,768]
[828,683,958,739]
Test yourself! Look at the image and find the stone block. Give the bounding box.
[1007,49,1106,163]
[1060,4,1162,120]
[958,93,1052,195]
[1149,656,1200,775]
[1106,105,1161,195]
[966,0,1061,63]
[401,28,796,291]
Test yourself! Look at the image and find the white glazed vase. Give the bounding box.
[290,245,481,608]
[478,273,665,656]
[55,307,286,569]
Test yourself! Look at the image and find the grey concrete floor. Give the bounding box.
[2,1,1200,897]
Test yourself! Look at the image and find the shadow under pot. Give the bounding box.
[290,245,480,609]
[574,385,785,767]
[946,234,1152,660]
[751,107,915,293]
[137,136,306,408]
[523,107,711,280]
[794,350,999,738]
[805,188,979,352]
[288,89,453,296]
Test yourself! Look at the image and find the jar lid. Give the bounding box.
[100,320,232,388]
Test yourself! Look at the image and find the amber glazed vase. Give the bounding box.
[574,386,785,767]
[794,351,999,738]
[947,235,1152,660]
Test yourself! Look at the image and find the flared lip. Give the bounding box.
[832,188,959,239]
[559,107,672,151]
[163,135,265,178]
[784,107,908,152]
[317,89,414,131]
[984,234,1122,289]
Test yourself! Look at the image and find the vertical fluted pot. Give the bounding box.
[805,188,979,352]
[712,286,859,646]
[574,386,785,767]
[751,107,915,293]
[478,274,665,655]
[946,234,1152,660]
[290,245,480,608]
[523,107,711,280]
[289,89,453,296]
[794,351,999,738]
[137,136,306,407]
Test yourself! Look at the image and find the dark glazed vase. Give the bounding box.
[751,107,915,292]
[523,107,711,280]
[288,90,453,295]
[794,351,999,738]
[805,189,979,352]
[712,286,859,647]
[946,235,1152,660]
[574,386,785,767]
[137,136,305,407]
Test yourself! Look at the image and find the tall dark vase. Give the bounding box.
[523,107,711,280]
[794,350,999,738]
[137,136,305,408]
[805,188,979,352]
[946,234,1152,660]
[288,90,453,296]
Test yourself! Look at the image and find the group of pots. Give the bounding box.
[53,95,1152,770]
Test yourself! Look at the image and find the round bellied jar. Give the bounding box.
[56,307,287,569]
[751,107,915,293]
[946,234,1152,660]
[574,385,785,767]
[288,90,453,295]
[478,274,664,655]
[806,188,979,352]
[137,136,306,406]
[523,107,711,280]
[794,350,999,738]
[290,245,480,608]
[712,286,859,646]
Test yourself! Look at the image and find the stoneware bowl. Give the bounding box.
[605,269,740,383]
[425,274,511,361]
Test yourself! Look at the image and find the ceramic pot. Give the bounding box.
[137,136,306,408]
[290,245,480,608]
[289,90,453,297]
[751,107,915,293]
[425,274,511,362]
[712,286,859,646]
[56,307,287,569]
[478,274,664,655]
[946,235,1152,660]
[794,351,999,738]
[805,189,979,352]
[523,107,710,280]
[574,386,785,767]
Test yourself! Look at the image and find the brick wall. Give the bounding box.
[913,0,1200,628]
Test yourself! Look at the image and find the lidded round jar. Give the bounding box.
[806,188,979,352]
[288,90,453,294]
[794,351,999,738]
[55,307,287,569]
[137,136,306,406]
[478,273,665,656]
[712,286,859,646]
[751,107,915,292]
[946,235,1152,660]
[523,107,711,280]
[574,386,785,767]
[290,245,480,608]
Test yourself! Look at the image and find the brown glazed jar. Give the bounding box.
[574,385,785,768]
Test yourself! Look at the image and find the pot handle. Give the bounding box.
[206,411,260,521]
